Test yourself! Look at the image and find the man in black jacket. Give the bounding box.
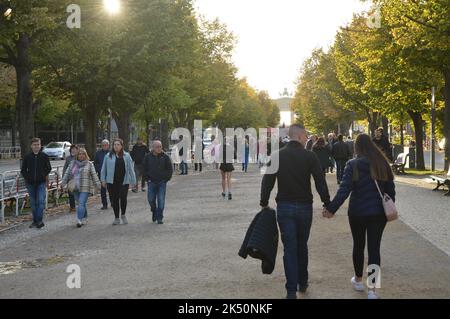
[260,124,331,299]
[21,138,52,229]
[131,137,150,193]
[143,140,173,224]
[332,134,351,184]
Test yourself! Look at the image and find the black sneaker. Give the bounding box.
[29,222,37,229]
[298,284,309,293]
[221,192,226,198]
[36,222,45,229]
[142,189,146,192]
[100,206,108,210]
[228,193,232,200]
[157,220,164,225]
[132,189,138,193]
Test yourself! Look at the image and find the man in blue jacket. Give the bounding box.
[94,139,110,210]
[143,140,173,224]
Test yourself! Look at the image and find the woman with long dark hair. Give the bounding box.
[100,138,136,225]
[323,134,395,299]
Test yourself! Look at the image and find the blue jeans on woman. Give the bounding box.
[74,192,89,221]
[276,201,313,294]
[147,181,167,222]
[26,182,47,224]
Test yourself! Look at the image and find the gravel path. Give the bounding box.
[0,166,449,299]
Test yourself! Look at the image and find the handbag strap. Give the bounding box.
[373,179,384,201]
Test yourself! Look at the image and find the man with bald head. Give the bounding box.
[143,140,173,224]
[260,124,331,299]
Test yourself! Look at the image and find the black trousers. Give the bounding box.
[336,159,347,182]
[107,183,129,218]
[349,214,387,278]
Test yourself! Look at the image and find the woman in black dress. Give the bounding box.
[219,137,234,200]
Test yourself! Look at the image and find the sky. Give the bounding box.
[194,0,372,99]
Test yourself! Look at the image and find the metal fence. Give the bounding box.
[0,166,66,224]
[0,146,21,159]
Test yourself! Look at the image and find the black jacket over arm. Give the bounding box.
[260,141,330,207]
[239,208,279,274]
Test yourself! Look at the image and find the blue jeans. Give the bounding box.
[242,154,249,172]
[26,182,47,223]
[147,181,167,221]
[180,161,188,175]
[74,192,89,221]
[276,202,313,293]
[98,173,108,208]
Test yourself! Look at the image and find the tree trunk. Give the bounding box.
[15,34,35,158]
[382,116,389,138]
[400,123,404,146]
[115,112,131,152]
[83,100,98,158]
[408,111,425,170]
[56,125,60,141]
[160,118,169,151]
[367,110,379,137]
[443,68,450,171]
[11,110,17,147]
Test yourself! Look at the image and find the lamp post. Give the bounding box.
[108,96,113,140]
[431,87,436,171]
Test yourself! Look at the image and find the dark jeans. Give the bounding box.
[335,159,347,182]
[194,163,202,172]
[97,173,108,208]
[107,183,129,218]
[134,163,146,190]
[68,191,76,209]
[147,181,167,222]
[349,214,387,278]
[276,201,313,294]
[26,182,47,223]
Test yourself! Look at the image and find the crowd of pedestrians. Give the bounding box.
[21,126,396,300]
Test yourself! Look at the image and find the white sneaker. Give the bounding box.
[368,290,379,299]
[351,277,365,292]
[82,218,88,225]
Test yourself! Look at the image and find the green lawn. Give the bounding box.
[404,169,445,176]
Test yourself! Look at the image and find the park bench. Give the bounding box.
[392,153,409,175]
[430,167,450,196]
[0,168,63,222]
